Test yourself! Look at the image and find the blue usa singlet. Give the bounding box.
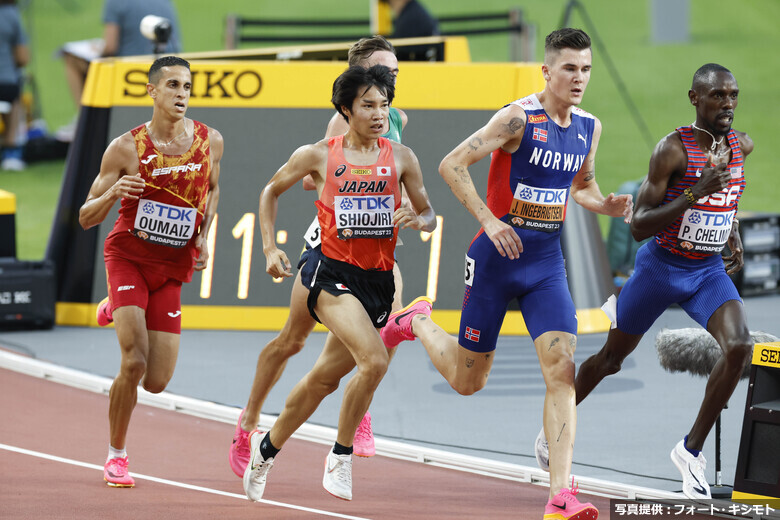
[615,125,745,335]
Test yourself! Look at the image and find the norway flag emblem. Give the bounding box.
[465,326,481,342]
[532,128,548,143]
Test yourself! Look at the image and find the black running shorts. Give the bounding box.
[306,255,394,328]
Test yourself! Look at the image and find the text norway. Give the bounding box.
[529,147,585,173]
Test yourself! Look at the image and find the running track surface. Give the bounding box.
[0,366,613,520]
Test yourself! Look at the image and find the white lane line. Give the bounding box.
[0,443,371,520]
[0,349,682,503]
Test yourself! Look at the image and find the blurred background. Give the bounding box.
[2,1,779,499]
[4,0,778,262]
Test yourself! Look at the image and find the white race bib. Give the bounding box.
[508,182,567,233]
[133,199,196,248]
[676,208,735,254]
[303,216,321,248]
[334,194,395,239]
[464,254,475,286]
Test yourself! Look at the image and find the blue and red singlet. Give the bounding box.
[459,94,596,347]
[483,93,595,248]
[654,125,745,259]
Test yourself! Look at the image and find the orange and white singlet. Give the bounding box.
[315,135,400,271]
[103,121,211,282]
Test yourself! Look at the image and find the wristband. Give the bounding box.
[684,187,696,206]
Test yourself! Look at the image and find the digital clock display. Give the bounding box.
[92,107,493,314]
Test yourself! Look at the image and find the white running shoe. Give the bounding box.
[243,430,274,502]
[535,427,550,472]
[670,439,711,499]
[322,451,353,501]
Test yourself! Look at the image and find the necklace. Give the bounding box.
[691,123,724,153]
[148,121,189,147]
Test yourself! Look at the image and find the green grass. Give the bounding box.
[9,0,779,259]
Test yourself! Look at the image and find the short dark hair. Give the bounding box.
[691,63,732,90]
[348,36,396,67]
[545,28,591,56]
[332,65,396,123]
[148,56,191,84]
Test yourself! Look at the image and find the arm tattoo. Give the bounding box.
[465,357,475,368]
[453,165,469,183]
[468,137,483,151]
[582,158,595,182]
[506,117,525,134]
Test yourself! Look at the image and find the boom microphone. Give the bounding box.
[655,328,779,378]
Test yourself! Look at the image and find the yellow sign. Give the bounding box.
[752,342,780,368]
[82,60,544,110]
[0,189,16,215]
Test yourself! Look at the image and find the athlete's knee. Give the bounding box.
[544,355,576,388]
[721,337,752,369]
[600,349,626,376]
[141,375,170,394]
[119,351,147,384]
[358,355,389,384]
[452,377,486,396]
[264,332,307,359]
[304,373,340,398]
[585,341,630,377]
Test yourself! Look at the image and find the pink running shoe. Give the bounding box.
[380,296,433,349]
[353,411,375,457]
[229,409,252,477]
[104,456,135,487]
[543,481,598,520]
[96,297,113,327]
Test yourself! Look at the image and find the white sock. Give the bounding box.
[108,445,127,461]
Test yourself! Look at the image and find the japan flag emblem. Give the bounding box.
[377,166,391,176]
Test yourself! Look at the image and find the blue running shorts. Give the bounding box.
[616,240,742,335]
[298,244,323,288]
[458,232,577,352]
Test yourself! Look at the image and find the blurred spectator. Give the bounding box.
[0,0,29,171]
[381,0,439,39]
[380,0,439,61]
[57,0,181,141]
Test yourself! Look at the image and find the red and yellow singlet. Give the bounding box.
[103,121,212,282]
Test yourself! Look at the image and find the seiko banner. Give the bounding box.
[48,57,611,333]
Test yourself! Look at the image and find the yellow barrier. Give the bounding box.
[0,189,16,215]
